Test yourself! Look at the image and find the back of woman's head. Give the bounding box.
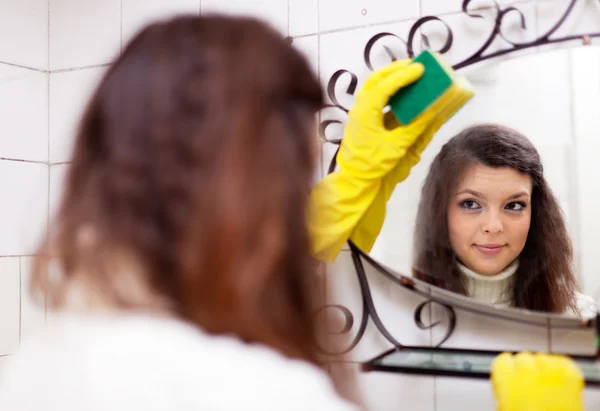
[413,123,577,312]
[33,15,324,362]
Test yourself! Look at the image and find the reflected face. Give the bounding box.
[447,164,532,276]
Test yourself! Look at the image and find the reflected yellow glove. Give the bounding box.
[491,352,584,411]
[350,77,474,252]
[309,59,433,262]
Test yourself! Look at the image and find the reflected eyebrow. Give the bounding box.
[505,191,531,200]
[456,189,530,200]
[456,189,485,199]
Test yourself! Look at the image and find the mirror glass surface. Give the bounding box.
[353,46,600,317]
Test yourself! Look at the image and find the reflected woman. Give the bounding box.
[413,123,596,318]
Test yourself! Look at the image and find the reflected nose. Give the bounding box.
[482,211,503,234]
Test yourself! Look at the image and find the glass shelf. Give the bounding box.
[362,345,600,387]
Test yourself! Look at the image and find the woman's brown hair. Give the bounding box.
[413,123,578,313]
[32,15,326,364]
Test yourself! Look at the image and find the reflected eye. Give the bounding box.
[459,200,481,210]
[505,201,526,212]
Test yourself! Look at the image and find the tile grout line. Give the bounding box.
[120,0,124,53]
[0,157,48,165]
[18,257,22,346]
[47,0,50,71]
[51,63,112,74]
[47,0,51,244]
[47,0,51,220]
[0,61,112,74]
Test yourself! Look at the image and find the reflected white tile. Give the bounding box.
[122,0,200,46]
[0,258,20,355]
[435,378,496,411]
[49,164,69,221]
[0,161,48,255]
[325,251,431,362]
[537,144,570,199]
[291,36,319,77]
[289,0,318,36]
[19,257,45,343]
[49,67,107,163]
[0,66,47,162]
[432,306,549,351]
[370,201,416,277]
[331,362,435,411]
[572,47,600,314]
[201,0,288,35]
[318,0,419,32]
[426,48,572,161]
[0,0,48,69]
[49,0,121,70]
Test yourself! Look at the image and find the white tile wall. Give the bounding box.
[201,0,288,35]
[0,161,48,256]
[49,164,69,220]
[0,258,20,355]
[0,0,48,69]
[291,36,319,77]
[0,1,599,410]
[49,0,121,70]
[319,0,419,32]
[19,257,46,343]
[331,362,435,411]
[0,66,48,162]
[49,67,107,163]
[122,0,200,46]
[0,355,10,378]
[289,0,319,37]
[537,0,600,45]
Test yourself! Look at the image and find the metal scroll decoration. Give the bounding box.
[312,0,598,358]
[319,0,595,144]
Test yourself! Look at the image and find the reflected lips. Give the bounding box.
[475,244,505,255]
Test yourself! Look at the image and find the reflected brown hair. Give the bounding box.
[32,15,327,364]
[413,124,578,313]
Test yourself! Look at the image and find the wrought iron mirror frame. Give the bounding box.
[313,0,600,359]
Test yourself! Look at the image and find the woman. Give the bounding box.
[0,14,584,410]
[0,15,359,410]
[412,123,596,317]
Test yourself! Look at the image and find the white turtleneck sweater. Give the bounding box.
[457,260,597,318]
[458,260,518,306]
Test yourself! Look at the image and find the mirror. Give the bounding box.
[347,47,600,317]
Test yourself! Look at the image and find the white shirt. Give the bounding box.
[0,313,359,411]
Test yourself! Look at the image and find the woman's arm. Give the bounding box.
[308,59,433,262]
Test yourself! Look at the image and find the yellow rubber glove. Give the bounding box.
[308,59,434,262]
[491,352,585,411]
[350,82,474,252]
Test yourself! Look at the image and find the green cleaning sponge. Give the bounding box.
[389,50,469,125]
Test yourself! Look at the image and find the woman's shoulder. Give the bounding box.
[0,313,358,411]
